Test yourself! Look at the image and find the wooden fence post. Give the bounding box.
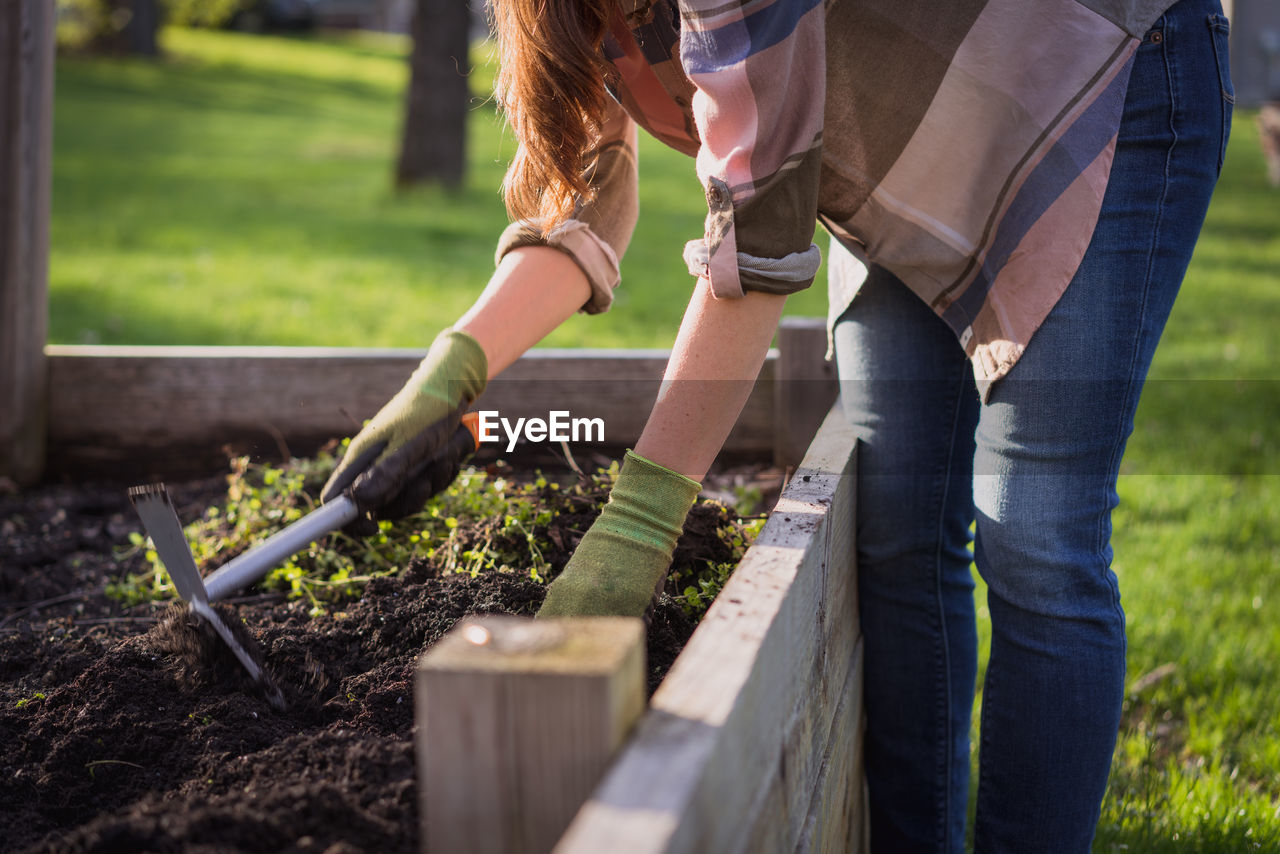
[0,0,54,486]
[416,615,646,854]
[774,317,839,470]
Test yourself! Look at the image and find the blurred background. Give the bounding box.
[50,0,832,351]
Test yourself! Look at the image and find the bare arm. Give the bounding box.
[537,280,785,618]
[459,244,781,483]
[458,242,783,485]
[456,246,592,378]
[634,282,787,482]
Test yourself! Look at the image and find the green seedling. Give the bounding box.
[113,450,765,620]
[15,692,46,709]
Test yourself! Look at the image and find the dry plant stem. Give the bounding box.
[635,282,787,482]
[456,245,592,379]
[0,590,98,629]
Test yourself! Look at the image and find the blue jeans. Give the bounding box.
[830,0,1232,851]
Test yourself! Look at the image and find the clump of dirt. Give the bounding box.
[150,602,287,710]
[0,459,779,853]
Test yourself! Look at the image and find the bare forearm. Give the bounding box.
[635,282,786,481]
[456,247,592,378]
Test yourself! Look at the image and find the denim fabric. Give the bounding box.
[829,0,1231,851]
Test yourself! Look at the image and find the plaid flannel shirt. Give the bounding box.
[496,0,1176,388]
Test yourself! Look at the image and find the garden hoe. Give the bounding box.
[127,414,482,706]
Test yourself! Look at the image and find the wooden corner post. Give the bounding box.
[0,0,54,485]
[416,615,646,854]
[774,317,839,470]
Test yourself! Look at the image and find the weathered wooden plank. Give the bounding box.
[0,0,54,486]
[773,317,839,470]
[42,314,840,478]
[416,616,646,854]
[43,346,778,477]
[798,659,865,853]
[742,646,864,854]
[555,405,862,853]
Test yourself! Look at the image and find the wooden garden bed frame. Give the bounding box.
[5,12,865,849]
[1,0,55,487]
[35,316,835,478]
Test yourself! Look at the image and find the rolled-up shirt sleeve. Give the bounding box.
[678,0,826,299]
[494,99,640,314]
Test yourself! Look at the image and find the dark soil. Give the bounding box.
[0,458,780,853]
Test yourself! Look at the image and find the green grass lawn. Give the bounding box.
[51,28,1278,851]
[1084,108,1280,852]
[49,26,824,351]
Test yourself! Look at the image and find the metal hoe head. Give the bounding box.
[128,484,286,709]
[128,484,359,602]
[127,484,209,604]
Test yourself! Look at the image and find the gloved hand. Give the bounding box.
[322,328,487,528]
[536,450,701,619]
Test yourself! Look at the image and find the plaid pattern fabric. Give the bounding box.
[497,0,1174,386]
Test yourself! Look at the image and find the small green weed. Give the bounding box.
[113,451,764,620]
[15,692,47,709]
[671,516,767,618]
[731,485,765,516]
[676,561,736,617]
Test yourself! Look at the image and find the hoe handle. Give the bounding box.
[203,495,359,602]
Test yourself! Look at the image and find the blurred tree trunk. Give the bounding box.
[86,0,160,56]
[396,0,469,190]
[124,0,159,56]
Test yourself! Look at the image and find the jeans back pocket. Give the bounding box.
[1207,13,1234,173]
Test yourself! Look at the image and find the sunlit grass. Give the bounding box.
[49,26,825,352]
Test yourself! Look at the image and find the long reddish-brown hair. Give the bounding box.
[491,0,614,228]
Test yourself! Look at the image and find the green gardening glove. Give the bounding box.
[537,450,701,619]
[322,328,487,525]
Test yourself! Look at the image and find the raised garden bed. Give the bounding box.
[0,11,875,841]
[2,326,862,852]
[0,449,777,853]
